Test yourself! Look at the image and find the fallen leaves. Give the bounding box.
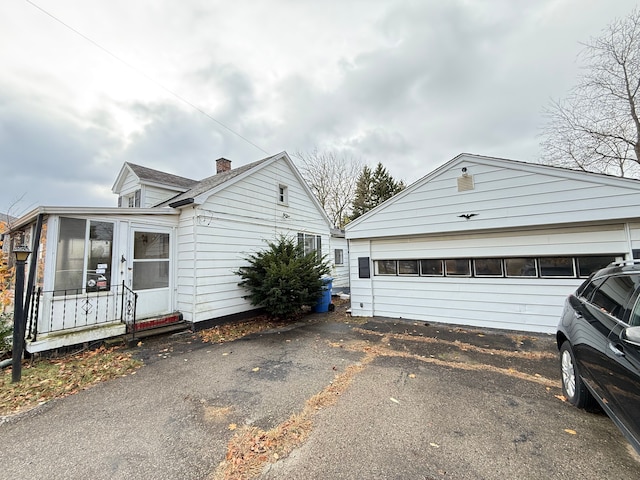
[198,317,289,344]
[564,429,577,435]
[0,346,142,416]
[215,352,376,480]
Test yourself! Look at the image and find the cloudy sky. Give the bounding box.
[1,0,638,217]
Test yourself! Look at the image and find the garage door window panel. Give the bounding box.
[398,260,419,275]
[474,259,503,277]
[540,257,575,277]
[420,259,443,276]
[577,256,617,277]
[445,259,471,277]
[505,258,537,277]
[375,260,397,275]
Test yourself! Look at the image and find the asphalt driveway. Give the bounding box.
[1,305,638,479]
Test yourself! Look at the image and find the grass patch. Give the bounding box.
[0,346,142,416]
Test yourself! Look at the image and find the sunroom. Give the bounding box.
[9,206,180,353]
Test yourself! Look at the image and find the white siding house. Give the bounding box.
[166,153,333,325]
[10,152,334,352]
[346,153,640,334]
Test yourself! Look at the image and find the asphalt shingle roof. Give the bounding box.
[160,154,277,206]
[126,162,199,189]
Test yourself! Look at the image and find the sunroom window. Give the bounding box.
[54,217,114,293]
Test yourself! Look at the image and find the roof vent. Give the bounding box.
[457,167,474,191]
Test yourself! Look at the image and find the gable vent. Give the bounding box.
[457,173,474,192]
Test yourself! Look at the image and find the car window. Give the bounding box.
[579,276,605,301]
[590,275,640,321]
[629,296,640,327]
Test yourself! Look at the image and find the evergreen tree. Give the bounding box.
[235,235,330,319]
[350,163,405,220]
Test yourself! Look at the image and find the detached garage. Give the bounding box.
[345,153,640,333]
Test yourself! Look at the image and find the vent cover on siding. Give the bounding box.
[457,174,474,191]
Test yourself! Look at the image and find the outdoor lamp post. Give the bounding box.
[11,245,31,383]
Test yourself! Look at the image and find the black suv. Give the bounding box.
[557,261,640,453]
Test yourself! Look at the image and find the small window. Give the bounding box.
[334,249,344,265]
[278,184,288,205]
[375,260,397,275]
[505,258,537,277]
[474,259,503,277]
[398,260,419,275]
[539,257,574,277]
[420,259,443,276]
[576,256,616,277]
[445,259,471,277]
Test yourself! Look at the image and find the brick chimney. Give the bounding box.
[216,157,232,174]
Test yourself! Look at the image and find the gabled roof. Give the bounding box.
[346,153,640,238]
[112,162,198,194]
[157,151,333,227]
[161,155,276,207]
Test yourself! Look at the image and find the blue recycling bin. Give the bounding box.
[313,276,333,313]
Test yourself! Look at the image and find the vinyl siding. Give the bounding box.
[347,156,640,239]
[144,185,180,208]
[330,236,349,291]
[176,158,330,323]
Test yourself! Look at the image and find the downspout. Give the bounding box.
[192,206,198,323]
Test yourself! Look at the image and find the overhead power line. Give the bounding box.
[25,0,269,155]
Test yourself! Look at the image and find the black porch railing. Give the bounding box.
[26,281,138,342]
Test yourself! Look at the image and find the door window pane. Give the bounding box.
[133,231,170,290]
[134,232,169,259]
[133,261,169,290]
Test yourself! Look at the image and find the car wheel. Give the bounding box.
[560,341,595,409]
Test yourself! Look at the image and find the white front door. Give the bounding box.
[129,227,172,319]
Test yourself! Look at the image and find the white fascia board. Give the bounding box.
[111,163,138,194]
[10,206,179,231]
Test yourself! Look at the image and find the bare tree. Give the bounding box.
[540,8,640,178]
[295,148,363,228]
